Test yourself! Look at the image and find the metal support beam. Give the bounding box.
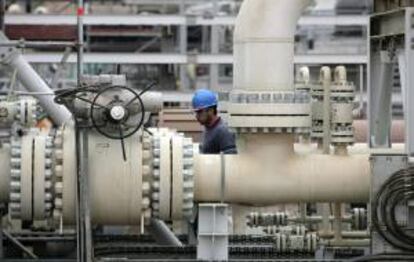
[209,0,219,91]
[322,67,331,154]
[76,130,93,262]
[4,14,369,27]
[178,0,189,90]
[50,47,71,89]
[197,204,228,261]
[403,9,414,159]
[2,230,38,259]
[20,53,368,65]
[148,219,183,246]
[77,0,84,86]
[0,41,75,48]
[369,51,394,148]
[358,64,364,116]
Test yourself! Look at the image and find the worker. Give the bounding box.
[192,89,237,154]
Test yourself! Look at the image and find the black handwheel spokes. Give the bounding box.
[90,86,146,162]
[125,81,156,107]
[118,124,127,162]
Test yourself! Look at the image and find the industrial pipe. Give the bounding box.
[233,0,312,92]
[321,66,332,153]
[319,231,370,239]
[140,91,163,113]
[320,239,370,247]
[0,33,72,125]
[194,134,370,205]
[193,0,370,205]
[298,66,310,85]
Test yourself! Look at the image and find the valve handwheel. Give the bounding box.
[90,85,146,161]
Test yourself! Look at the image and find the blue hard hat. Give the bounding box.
[192,89,218,111]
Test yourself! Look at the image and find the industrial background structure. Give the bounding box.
[0,0,413,261]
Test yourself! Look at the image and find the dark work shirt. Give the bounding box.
[200,118,237,154]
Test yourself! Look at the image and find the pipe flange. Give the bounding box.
[44,135,54,218]
[230,91,310,104]
[228,91,311,134]
[53,128,64,222]
[141,132,153,224]
[151,134,161,218]
[9,138,22,219]
[15,98,37,127]
[235,127,311,135]
[182,137,194,219]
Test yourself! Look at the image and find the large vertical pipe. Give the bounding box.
[232,0,312,148]
[321,67,332,154]
[233,0,311,92]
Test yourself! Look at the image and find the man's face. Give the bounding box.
[195,108,210,126]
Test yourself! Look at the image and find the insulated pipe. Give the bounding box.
[194,135,370,205]
[141,91,163,113]
[233,0,311,92]
[0,33,72,125]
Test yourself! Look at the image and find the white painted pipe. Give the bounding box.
[234,0,311,92]
[9,55,72,125]
[141,91,163,113]
[320,67,332,154]
[0,33,72,125]
[192,0,372,205]
[194,134,370,205]
[298,66,310,85]
[334,66,347,84]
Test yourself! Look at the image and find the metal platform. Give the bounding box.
[4,14,368,27]
[20,53,368,65]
